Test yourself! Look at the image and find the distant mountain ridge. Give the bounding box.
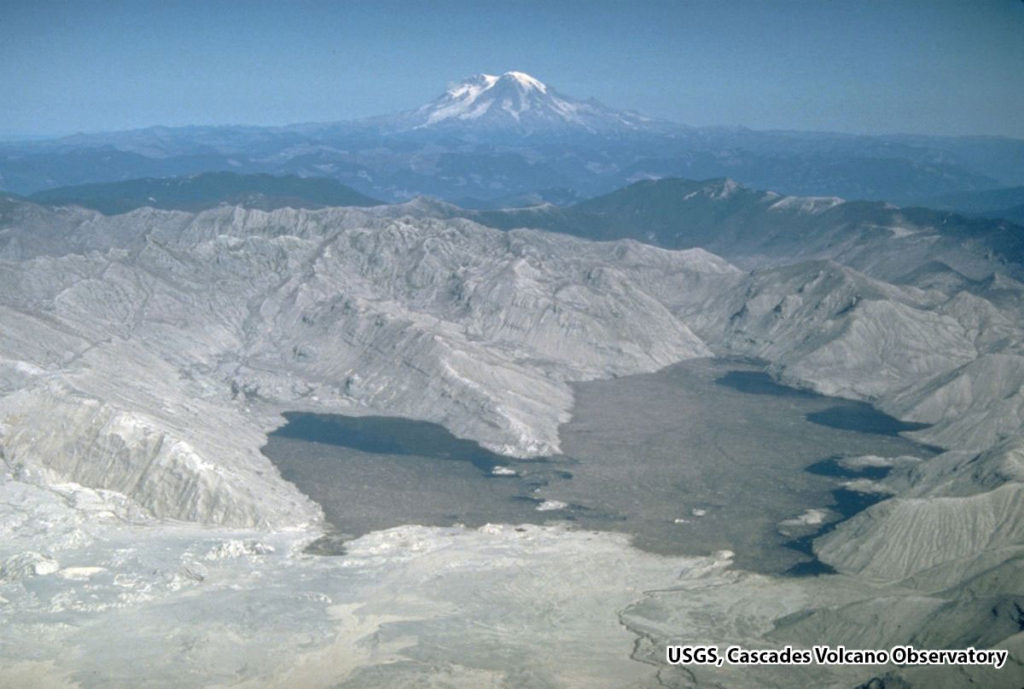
[464,177,1024,282]
[921,185,1024,225]
[28,172,382,214]
[2,70,1023,205]
[25,172,1024,289]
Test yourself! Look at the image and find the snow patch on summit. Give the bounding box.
[406,71,654,134]
[503,71,548,93]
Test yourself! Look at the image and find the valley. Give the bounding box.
[1,177,1022,687]
[265,358,933,575]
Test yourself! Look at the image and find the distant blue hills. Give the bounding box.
[2,72,1023,208]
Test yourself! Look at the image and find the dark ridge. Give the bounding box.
[921,185,1024,216]
[468,176,1024,274]
[28,172,383,214]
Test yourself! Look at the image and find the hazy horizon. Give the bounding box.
[4,0,1024,139]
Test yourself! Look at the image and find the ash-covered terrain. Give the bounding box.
[1,173,1024,689]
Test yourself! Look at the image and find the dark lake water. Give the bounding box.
[265,414,572,547]
[716,370,931,436]
[263,359,935,574]
[272,413,507,472]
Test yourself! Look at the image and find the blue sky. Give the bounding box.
[3,0,1023,138]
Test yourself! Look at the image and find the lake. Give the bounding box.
[263,358,933,573]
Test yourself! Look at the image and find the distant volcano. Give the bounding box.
[387,70,661,135]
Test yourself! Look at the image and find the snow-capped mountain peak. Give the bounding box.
[500,71,548,93]
[398,71,656,136]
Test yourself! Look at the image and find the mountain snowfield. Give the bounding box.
[396,70,656,134]
[1,186,1024,688]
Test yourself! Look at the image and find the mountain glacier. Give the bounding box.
[392,71,659,135]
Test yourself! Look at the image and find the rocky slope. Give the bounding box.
[1,188,1023,688]
[0,200,723,525]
